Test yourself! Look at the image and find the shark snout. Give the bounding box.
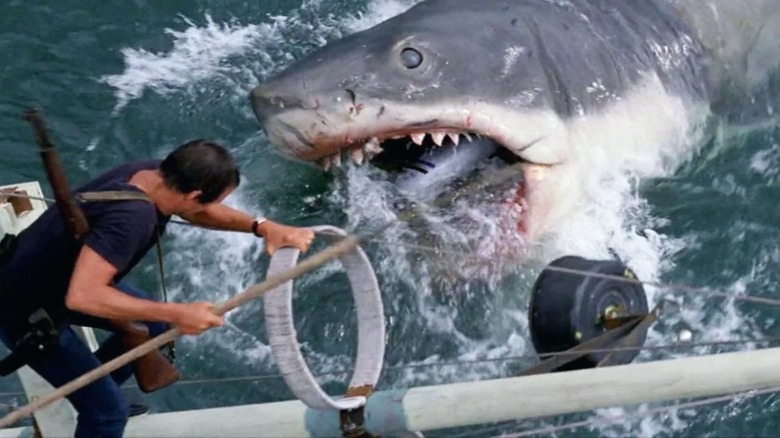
[250,85,309,125]
[251,83,363,123]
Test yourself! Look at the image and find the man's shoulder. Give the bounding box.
[79,160,161,225]
[103,159,162,181]
[114,159,162,174]
[76,159,161,193]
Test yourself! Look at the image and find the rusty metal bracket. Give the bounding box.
[597,304,663,367]
[339,386,378,438]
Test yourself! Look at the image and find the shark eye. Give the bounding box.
[400,48,423,69]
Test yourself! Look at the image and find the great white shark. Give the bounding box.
[249,0,780,245]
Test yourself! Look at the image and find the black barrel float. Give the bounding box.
[528,256,649,371]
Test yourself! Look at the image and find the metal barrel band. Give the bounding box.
[264,225,385,412]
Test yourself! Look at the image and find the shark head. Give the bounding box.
[250,0,710,248]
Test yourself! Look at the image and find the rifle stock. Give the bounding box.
[110,320,180,393]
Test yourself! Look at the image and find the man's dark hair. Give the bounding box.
[159,139,241,203]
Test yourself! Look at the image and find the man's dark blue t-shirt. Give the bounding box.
[0,160,170,321]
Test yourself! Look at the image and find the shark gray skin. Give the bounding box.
[250,0,780,241]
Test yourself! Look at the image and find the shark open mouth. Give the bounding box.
[305,126,532,235]
[251,85,560,244]
[370,131,505,172]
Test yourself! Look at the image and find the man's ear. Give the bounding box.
[185,190,203,202]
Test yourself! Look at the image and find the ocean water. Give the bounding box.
[0,1,778,437]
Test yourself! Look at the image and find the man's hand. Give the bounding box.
[169,302,225,335]
[257,221,315,255]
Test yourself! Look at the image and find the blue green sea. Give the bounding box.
[1,1,779,436]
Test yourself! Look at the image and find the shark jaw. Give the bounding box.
[256,74,708,260]
[257,98,573,243]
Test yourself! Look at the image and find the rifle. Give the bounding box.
[23,109,180,393]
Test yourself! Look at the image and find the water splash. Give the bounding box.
[101,15,265,112]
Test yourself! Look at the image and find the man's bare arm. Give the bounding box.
[66,245,223,335]
[180,203,257,234]
[181,203,315,255]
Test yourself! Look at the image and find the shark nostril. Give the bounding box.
[344,89,357,105]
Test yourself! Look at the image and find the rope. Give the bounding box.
[0,226,372,428]
[6,192,778,308]
[2,173,777,426]
[5,345,779,431]
[1,193,55,203]
[4,190,778,385]
[9,190,776,308]
[128,334,780,387]
[501,385,780,437]
[4,191,779,391]
[4,111,771,433]
[0,335,772,401]
[360,238,780,307]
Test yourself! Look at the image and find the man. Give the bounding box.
[0,139,314,437]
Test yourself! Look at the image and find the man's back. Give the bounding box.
[0,159,169,321]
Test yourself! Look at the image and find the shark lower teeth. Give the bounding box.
[364,137,382,155]
[349,148,365,165]
[318,156,332,170]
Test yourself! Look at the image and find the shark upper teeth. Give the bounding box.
[405,131,479,145]
[431,132,445,146]
[318,131,483,172]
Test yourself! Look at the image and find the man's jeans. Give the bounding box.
[0,283,165,438]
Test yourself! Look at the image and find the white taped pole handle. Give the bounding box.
[264,225,385,411]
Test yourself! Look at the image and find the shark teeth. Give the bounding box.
[431,132,446,146]
[317,130,485,171]
[363,137,382,157]
[318,137,381,169]
[318,156,332,171]
[349,148,365,165]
